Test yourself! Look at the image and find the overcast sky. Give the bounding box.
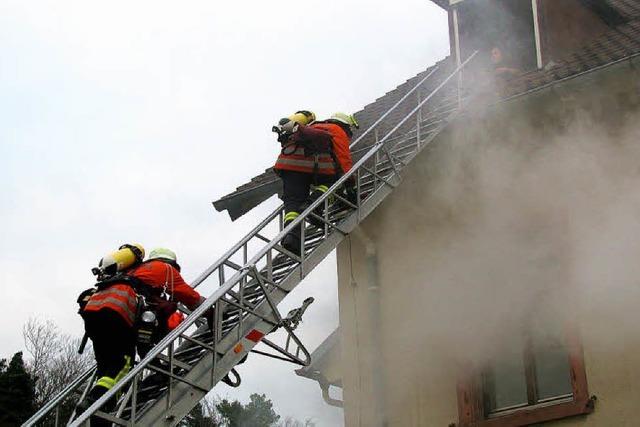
[0,0,448,424]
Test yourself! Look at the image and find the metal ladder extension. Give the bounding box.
[23,52,477,427]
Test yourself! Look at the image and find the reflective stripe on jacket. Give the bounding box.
[274,123,351,175]
[83,284,138,326]
[274,146,337,174]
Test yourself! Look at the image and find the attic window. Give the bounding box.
[455,0,540,76]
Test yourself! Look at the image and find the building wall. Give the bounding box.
[337,58,640,426]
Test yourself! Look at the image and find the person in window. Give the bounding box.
[490,46,521,82]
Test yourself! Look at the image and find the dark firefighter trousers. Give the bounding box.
[83,310,136,407]
[279,170,337,225]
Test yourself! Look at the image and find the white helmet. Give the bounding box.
[148,247,177,263]
[148,247,181,271]
[330,112,359,129]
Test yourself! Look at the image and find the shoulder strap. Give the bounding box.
[95,272,147,293]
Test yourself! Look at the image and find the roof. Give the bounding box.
[213,0,640,220]
[429,0,449,10]
[212,168,283,222]
[593,0,640,20]
[501,8,640,97]
[429,0,639,15]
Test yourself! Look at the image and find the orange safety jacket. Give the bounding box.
[274,122,352,176]
[83,260,203,327]
[128,260,202,309]
[316,122,352,174]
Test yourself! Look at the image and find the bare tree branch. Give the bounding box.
[22,317,93,408]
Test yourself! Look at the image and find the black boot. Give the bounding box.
[282,226,302,255]
[76,386,113,427]
[281,214,302,255]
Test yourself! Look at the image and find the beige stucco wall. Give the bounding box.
[337,57,640,427]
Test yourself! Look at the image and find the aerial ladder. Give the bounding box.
[23,52,477,427]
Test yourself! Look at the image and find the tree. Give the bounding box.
[278,417,317,427]
[0,352,36,425]
[217,393,280,427]
[22,318,94,425]
[23,318,94,408]
[180,398,220,427]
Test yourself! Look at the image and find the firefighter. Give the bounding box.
[79,246,205,419]
[273,111,358,254]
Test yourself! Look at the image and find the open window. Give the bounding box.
[454,0,539,83]
[456,325,594,426]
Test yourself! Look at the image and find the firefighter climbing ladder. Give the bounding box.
[23,52,477,427]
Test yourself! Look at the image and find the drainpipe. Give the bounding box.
[319,376,344,408]
[352,227,387,427]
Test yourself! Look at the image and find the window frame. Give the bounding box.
[456,329,595,426]
[450,0,544,69]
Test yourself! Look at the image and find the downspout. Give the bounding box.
[452,6,463,107]
[352,227,387,427]
[319,376,344,408]
[532,0,543,69]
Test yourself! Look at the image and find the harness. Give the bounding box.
[279,121,348,184]
[95,272,147,293]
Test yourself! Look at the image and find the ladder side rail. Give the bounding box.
[189,204,283,290]
[348,64,441,150]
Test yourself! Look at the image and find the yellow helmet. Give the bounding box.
[288,110,316,126]
[330,112,359,129]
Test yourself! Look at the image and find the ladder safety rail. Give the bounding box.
[22,366,95,426]
[348,64,441,150]
[25,51,478,427]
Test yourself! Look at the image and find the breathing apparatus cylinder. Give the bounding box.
[92,243,145,279]
[289,111,315,126]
